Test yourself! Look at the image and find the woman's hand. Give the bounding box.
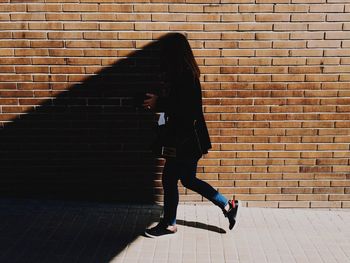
[142,93,158,111]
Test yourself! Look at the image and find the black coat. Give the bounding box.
[155,69,212,161]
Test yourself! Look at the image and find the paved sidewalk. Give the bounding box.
[0,198,349,263]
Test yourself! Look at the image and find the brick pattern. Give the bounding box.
[0,1,349,208]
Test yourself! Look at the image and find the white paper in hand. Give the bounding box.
[158,112,166,125]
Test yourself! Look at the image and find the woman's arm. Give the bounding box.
[143,71,201,119]
[154,95,171,112]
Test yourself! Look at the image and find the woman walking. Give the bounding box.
[143,33,240,237]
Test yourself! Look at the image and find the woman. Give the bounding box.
[143,33,240,237]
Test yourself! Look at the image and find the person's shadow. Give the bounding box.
[0,36,168,263]
[176,219,226,234]
[0,39,163,203]
[0,33,225,263]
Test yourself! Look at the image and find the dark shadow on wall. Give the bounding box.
[0,38,166,203]
[0,34,178,263]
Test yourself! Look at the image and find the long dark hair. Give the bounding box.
[159,32,201,81]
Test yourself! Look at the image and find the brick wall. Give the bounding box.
[0,0,349,208]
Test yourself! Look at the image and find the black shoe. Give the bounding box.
[144,221,177,238]
[224,200,241,230]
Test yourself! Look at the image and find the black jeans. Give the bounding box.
[162,157,228,225]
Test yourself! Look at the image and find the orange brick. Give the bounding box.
[10,13,45,20]
[292,13,325,21]
[247,201,278,208]
[313,187,344,194]
[239,4,272,12]
[196,0,221,2]
[282,187,313,194]
[64,22,98,30]
[236,166,268,173]
[291,49,323,57]
[235,194,265,201]
[309,22,343,31]
[218,187,249,195]
[343,202,350,208]
[15,66,49,73]
[0,66,14,72]
[204,23,238,31]
[311,201,341,208]
[65,41,100,48]
[99,4,132,12]
[169,4,203,12]
[13,32,47,39]
[274,4,308,12]
[17,83,51,90]
[325,31,350,39]
[28,22,63,30]
[30,40,64,48]
[221,14,254,22]
[278,201,310,208]
[2,106,34,113]
[308,40,341,48]
[66,58,101,65]
[49,49,84,57]
[134,22,169,31]
[46,13,81,21]
[81,13,115,21]
[327,13,350,21]
[291,32,323,39]
[256,32,289,40]
[310,4,344,12]
[63,4,99,12]
[204,4,237,12]
[170,23,203,31]
[27,4,62,12]
[0,22,28,30]
[118,32,151,39]
[220,143,252,151]
[239,41,271,48]
[49,32,84,40]
[266,194,296,201]
[273,74,305,82]
[298,194,328,201]
[0,4,26,12]
[329,194,350,201]
[250,187,281,194]
[256,14,290,22]
[0,39,26,48]
[151,13,186,21]
[0,49,13,56]
[83,32,118,39]
[273,40,305,48]
[19,98,48,105]
[134,4,168,12]
[239,23,272,31]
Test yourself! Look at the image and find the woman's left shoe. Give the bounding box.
[224,200,241,230]
[144,221,177,238]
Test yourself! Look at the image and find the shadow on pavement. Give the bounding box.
[0,197,162,263]
[176,219,226,234]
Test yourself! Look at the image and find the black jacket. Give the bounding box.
[155,69,212,160]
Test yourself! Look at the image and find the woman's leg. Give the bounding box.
[161,157,179,225]
[178,159,229,210]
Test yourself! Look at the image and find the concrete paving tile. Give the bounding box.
[0,199,349,263]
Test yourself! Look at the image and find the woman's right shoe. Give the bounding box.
[224,200,241,230]
[144,221,177,238]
